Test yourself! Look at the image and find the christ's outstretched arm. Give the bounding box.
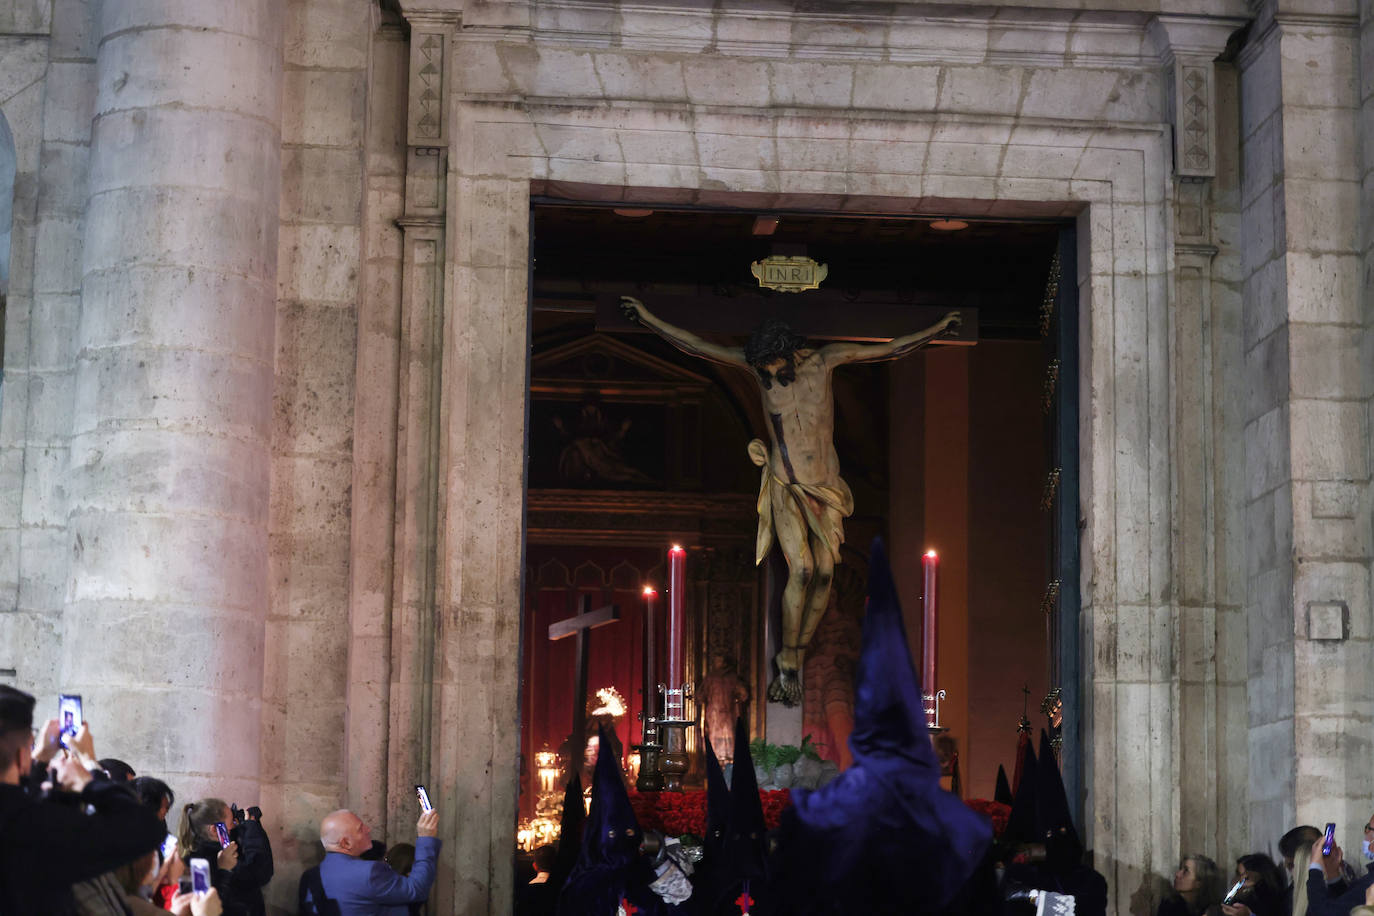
[619,296,749,369]
[821,310,962,366]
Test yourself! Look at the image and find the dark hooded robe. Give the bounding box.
[994,766,1014,807]
[697,717,770,915]
[765,538,993,915]
[1002,732,1107,916]
[559,725,688,916]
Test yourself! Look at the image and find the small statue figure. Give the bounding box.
[620,296,960,705]
[698,657,750,762]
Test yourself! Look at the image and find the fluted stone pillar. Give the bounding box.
[61,1,284,804]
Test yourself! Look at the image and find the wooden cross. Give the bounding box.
[549,593,620,757]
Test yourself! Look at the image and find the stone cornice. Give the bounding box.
[457,3,1210,70]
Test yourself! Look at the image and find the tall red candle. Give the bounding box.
[922,550,938,696]
[642,585,658,740]
[668,545,686,691]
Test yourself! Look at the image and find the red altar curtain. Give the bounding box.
[520,549,665,818]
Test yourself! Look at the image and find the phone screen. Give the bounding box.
[1324,822,1337,856]
[214,822,231,848]
[190,858,211,895]
[1223,878,1245,905]
[416,785,433,813]
[57,694,82,748]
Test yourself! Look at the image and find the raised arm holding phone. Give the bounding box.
[0,686,165,914]
[310,794,442,915]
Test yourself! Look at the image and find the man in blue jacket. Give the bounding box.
[310,806,440,915]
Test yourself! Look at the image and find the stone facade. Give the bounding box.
[0,0,1371,914]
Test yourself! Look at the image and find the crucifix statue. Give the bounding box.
[549,593,619,775]
[620,296,960,706]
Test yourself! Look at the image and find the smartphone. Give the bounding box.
[214,822,231,848]
[416,785,433,813]
[1222,878,1245,905]
[177,876,193,896]
[57,694,82,748]
[189,858,211,896]
[1324,822,1337,856]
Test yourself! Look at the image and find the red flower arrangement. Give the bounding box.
[627,789,792,837]
[963,798,1010,837]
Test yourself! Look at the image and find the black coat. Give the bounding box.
[1305,864,1374,916]
[188,818,274,916]
[0,777,164,915]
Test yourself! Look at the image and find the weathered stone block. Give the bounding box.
[1244,324,1289,423]
[278,224,362,303]
[95,29,282,121]
[591,53,686,102]
[1288,324,1361,400]
[281,69,366,148]
[1285,253,1361,325]
[682,60,772,108]
[284,0,368,70]
[1310,481,1361,519]
[1305,601,1347,640]
[769,61,855,109]
[1290,399,1368,481]
[1279,30,1358,110]
[938,65,1025,116]
[1281,107,1359,183]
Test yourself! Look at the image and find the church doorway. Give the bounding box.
[517,200,1079,843]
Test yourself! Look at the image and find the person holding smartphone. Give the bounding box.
[0,685,165,914]
[1307,829,1374,916]
[310,803,441,915]
[176,798,274,916]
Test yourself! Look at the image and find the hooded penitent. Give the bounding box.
[551,770,585,894]
[768,538,993,914]
[704,736,731,861]
[994,765,1014,807]
[559,724,683,916]
[704,716,769,914]
[1005,739,1039,846]
[1034,730,1082,869]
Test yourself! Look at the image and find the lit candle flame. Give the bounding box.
[925,549,937,558]
[643,585,657,596]
[670,544,685,553]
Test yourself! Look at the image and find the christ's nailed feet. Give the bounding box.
[768,667,802,707]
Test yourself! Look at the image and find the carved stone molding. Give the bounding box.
[1149,15,1248,179]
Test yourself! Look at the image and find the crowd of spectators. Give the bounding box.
[0,683,438,916]
[1158,822,1374,916]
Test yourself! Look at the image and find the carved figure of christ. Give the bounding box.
[620,296,961,706]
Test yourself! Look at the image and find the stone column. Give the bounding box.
[1150,13,1250,867]
[1238,0,1373,851]
[61,1,284,804]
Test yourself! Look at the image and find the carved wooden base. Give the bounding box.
[658,721,690,792]
[635,741,664,791]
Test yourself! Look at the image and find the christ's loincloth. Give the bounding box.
[748,438,855,567]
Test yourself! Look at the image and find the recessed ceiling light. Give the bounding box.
[929,218,969,231]
[613,208,654,218]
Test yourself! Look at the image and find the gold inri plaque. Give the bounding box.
[750,256,828,293]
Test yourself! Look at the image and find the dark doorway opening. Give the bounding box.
[517,200,1081,847]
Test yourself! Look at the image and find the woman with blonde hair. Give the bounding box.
[1289,843,1311,916]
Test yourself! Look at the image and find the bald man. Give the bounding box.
[306,807,440,916]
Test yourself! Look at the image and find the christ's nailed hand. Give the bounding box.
[619,296,644,323]
[944,311,963,332]
[417,809,439,838]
